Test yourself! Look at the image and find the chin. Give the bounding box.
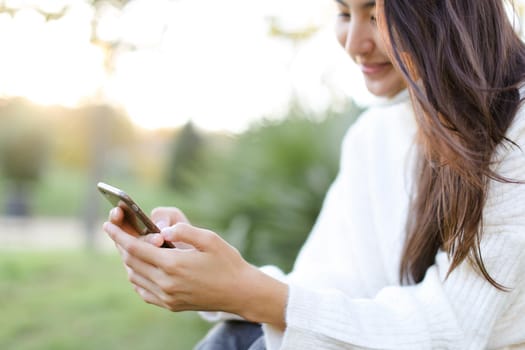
[366,86,392,98]
[366,81,404,99]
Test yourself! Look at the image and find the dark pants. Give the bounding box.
[194,321,265,350]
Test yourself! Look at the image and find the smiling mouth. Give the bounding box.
[360,63,391,75]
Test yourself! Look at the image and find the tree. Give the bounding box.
[165,121,207,191]
[0,100,51,216]
[0,0,151,246]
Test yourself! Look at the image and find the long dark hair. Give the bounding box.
[381,0,525,288]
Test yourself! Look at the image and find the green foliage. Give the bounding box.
[0,101,51,184]
[52,104,136,171]
[0,252,211,350]
[177,103,362,272]
[0,99,137,175]
[0,96,363,273]
[0,100,53,215]
[0,99,144,216]
[165,122,206,191]
[29,165,88,217]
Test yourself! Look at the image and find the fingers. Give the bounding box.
[133,285,164,308]
[106,207,141,237]
[105,217,190,311]
[161,223,219,252]
[126,265,167,309]
[151,207,189,229]
[139,233,164,247]
[123,252,164,288]
[126,263,163,296]
[104,222,167,267]
[114,239,171,302]
[109,207,124,224]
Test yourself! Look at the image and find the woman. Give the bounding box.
[103,0,525,348]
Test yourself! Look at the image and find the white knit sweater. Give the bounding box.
[202,91,525,349]
[261,91,525,349]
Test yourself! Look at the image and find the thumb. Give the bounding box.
[161,223,216,252]
[138,233,164,247]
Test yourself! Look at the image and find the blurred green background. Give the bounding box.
[0,96,360,350]
[0,1,362,349]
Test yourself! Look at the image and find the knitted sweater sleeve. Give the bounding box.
[277,113,525,349]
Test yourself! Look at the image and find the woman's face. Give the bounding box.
[334,0,405,98]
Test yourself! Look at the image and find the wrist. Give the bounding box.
[234,265,288,330]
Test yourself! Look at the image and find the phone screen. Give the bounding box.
[97,182,174,248]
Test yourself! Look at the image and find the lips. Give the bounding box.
[360,62,392,75]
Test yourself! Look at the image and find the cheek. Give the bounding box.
[387,72,407,96]
[379,35,395,64]
[376,0,387,30]
[372,31,393,61]
[374,7,394,56]
[334,23,347,48]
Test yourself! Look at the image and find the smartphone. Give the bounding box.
[97,182,174,248]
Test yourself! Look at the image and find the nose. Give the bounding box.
[343,20,374,58]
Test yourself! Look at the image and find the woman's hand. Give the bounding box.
[103,219,288,330]
[107,206,190,248]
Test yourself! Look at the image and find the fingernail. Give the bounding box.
[145,233,161,245]
[156,219,168,229]
[110,208,118,219]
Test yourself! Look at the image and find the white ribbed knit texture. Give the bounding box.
[262,92,525,349]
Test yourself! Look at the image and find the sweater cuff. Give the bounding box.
[280,283,338,349]
[197,311,243,323]
[261,323,285,350]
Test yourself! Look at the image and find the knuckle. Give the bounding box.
[202,229,219,246]
[164,262,178,276]
[126,241,140,255]
[165,297,182,312]
[160,292,174,305]
[158,254,177,273]
[122,251,133,266]
[134,286,145,297]
[175,222,191,231]
[230,245,241,256]
[167,304,179,312]
[152,207,185,222]
[127,271,137,284]
[151,207,167,219]
[133,284,139,293]
[159,279,177,294]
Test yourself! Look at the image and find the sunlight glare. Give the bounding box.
[0,3,105,106]
[0,0,363,131]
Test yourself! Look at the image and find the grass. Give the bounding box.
[0,251,212,350]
